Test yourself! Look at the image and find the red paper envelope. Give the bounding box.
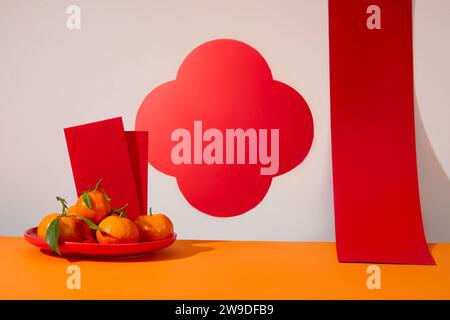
[64,117,147,221]
[125,131,148,215]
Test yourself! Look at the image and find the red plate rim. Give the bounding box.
[23,227,177,258]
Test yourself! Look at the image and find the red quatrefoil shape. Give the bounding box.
[136,39,313,217]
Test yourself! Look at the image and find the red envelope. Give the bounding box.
[64,117,148,221]
[125,131,148,215]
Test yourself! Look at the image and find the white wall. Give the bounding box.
[0,0,449,241]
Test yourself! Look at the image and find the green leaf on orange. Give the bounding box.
[74,215,106,233]
[82,192,92,209]
[46,217,61,256]
[101,188,111,202]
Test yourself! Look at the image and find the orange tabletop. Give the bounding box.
[1,237,449,299]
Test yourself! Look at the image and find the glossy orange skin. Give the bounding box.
[96,215,139,244]
[37,213,85,243]
[75,190,111,224]
[66,204,95,241]
[67,205,77,216]
[135,214,174,242]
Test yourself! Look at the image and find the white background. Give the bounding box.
[0,0,449,241]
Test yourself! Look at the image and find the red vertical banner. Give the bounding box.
[329,0,434,264]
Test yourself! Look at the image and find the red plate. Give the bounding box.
[24,227,176,258]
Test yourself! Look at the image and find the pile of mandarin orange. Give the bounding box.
[37,179,173,255]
